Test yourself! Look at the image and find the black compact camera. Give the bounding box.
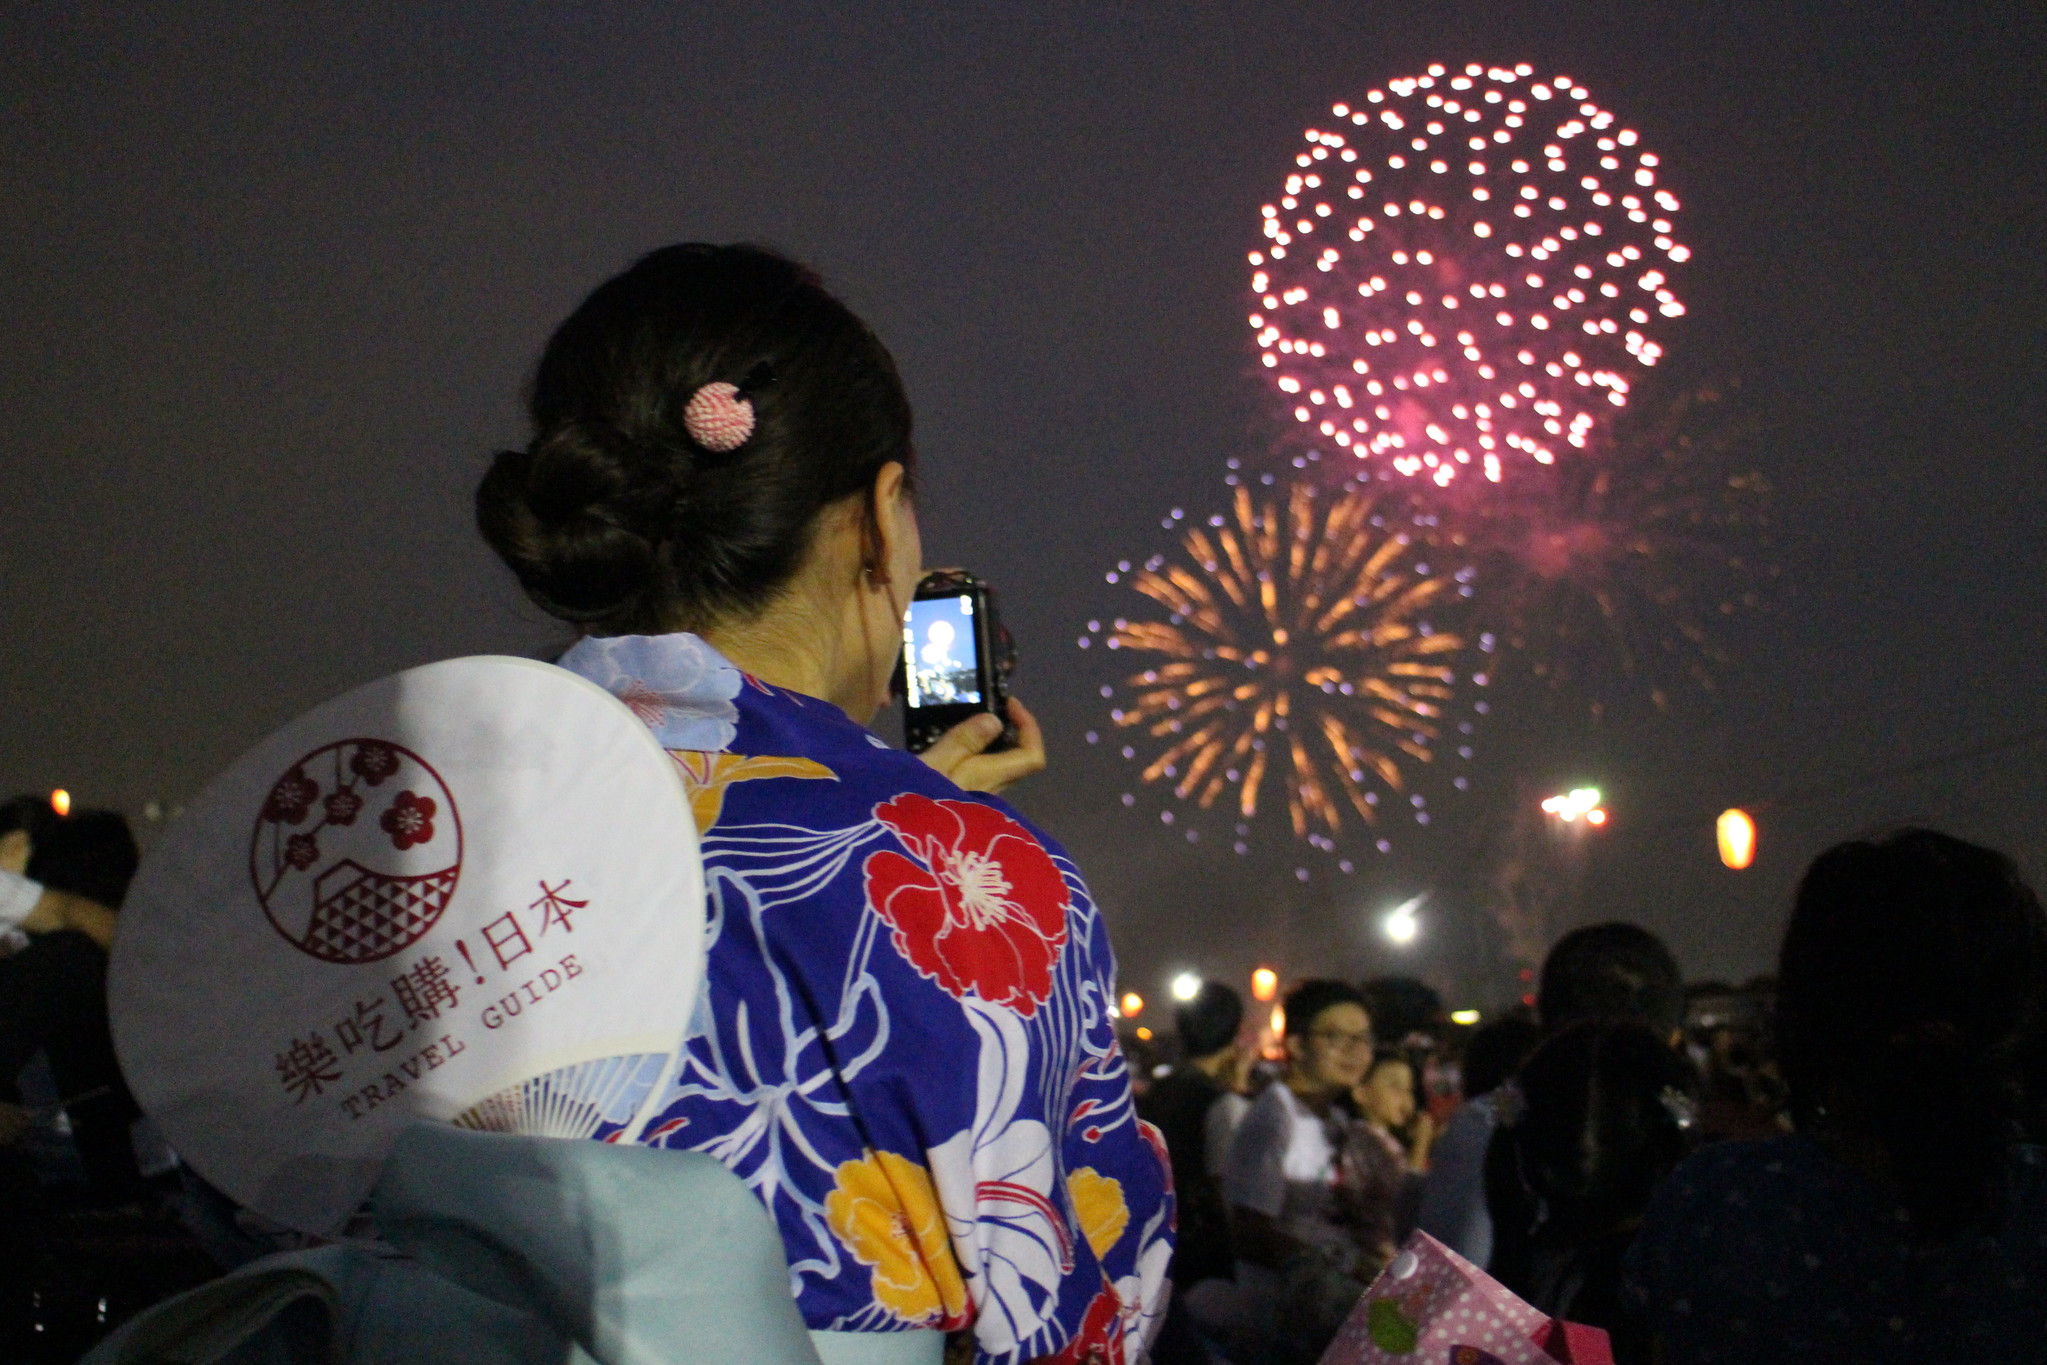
[897,569,1018,755]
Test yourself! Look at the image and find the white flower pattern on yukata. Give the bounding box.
[560,633,743,752]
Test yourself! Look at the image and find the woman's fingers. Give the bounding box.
[918,699,1048,795]
[917,712,1004,778]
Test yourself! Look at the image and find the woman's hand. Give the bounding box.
[918,698,1047,795]
[1409,1109,1438,1171]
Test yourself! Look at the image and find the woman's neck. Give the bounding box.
[682,494,908,725]
[702,609,841,710]
[699,577,891,723]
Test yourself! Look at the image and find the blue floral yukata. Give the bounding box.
[559,633,1173,1364]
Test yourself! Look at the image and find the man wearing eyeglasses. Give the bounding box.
[1224,978,1404,1363]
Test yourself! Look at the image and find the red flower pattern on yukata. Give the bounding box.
[350,741,400,786]
[380,791,437,850]
[284,833,321,871]
[264,768,319,825]
[1047,1283,1124,1365]
[863,794,1070,1016]
[323,789,363,826]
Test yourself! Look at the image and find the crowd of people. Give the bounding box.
[1129,828,2047,1365]
[5,245,2044,1363]
[13,805,2043,1364]
[0,796,216,1359]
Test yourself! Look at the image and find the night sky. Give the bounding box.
[5,3,2043,1012]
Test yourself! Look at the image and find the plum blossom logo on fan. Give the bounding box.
[380,791,437,850]
[557,632,743,752]
[862,794,1071,1015]
[249,739,462,965]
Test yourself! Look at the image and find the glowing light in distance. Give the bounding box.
[1171,971,1204,1002]
[1449,1008,1482,1026]
[1382,892,1424,944]
[49,789,71,818]
[1717,807,1756,869]
[1120,991,1146,1017]
[1252,967,1280,1002]
[1135,1026,1154,1041]
[1586,807,1609,826]
[1541,787,1603,822]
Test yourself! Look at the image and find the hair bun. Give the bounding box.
[475,426,670,623]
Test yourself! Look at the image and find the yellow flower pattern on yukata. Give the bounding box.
[668,751,835,832]
[1067,1167,1129,1262]
[826,1148,970,1327]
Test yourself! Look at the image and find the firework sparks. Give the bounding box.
[1250,62,1689,486]
[1455,379,1774,710]
[1091,484,1471,845]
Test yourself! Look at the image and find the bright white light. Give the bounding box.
[1541,787,1604,821]
[1382,892,1425,945]
[1450,1008,1482,1025]
[1171,971,1203,1002]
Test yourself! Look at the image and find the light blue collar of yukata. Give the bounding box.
[558,632,744,753]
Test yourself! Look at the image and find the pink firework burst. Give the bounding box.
[1250,62,1690,487]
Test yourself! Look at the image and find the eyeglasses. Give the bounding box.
[1306,1028,1375,1051]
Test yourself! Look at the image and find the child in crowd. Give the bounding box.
[1354,1049,1437,1172]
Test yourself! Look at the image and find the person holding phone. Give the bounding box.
[477,244,1171,1365]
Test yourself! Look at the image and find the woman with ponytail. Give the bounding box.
[1623,829,2047,1362]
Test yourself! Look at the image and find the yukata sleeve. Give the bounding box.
[1036,898,1175,1365]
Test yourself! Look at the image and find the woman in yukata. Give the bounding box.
[475,244,1172,1365]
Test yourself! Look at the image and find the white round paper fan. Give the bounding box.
[110,656,704,1234]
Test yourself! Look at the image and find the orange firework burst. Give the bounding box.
[1093,484,1468,842]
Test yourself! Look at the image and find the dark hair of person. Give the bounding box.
[25,809,140,908]
[1777,828,2047,1238]
[1538,922,1684,1038]
[1462,1015,1543,1099]
[0,794,59,845]
[1494,1020,1697,1236]
[1485,1019,1698,1349]
[1281,979,1369,1041]
[477,243,916,635]
[1359,974,1442,1042]
[1175,980,1243,1058]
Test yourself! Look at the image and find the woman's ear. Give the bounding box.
[866,461,920,589]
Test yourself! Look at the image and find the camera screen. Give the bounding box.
[903,593,982,707]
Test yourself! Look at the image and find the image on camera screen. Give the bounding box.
[904,594,982,706]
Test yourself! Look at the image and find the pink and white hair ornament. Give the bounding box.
[682,360,776,454]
